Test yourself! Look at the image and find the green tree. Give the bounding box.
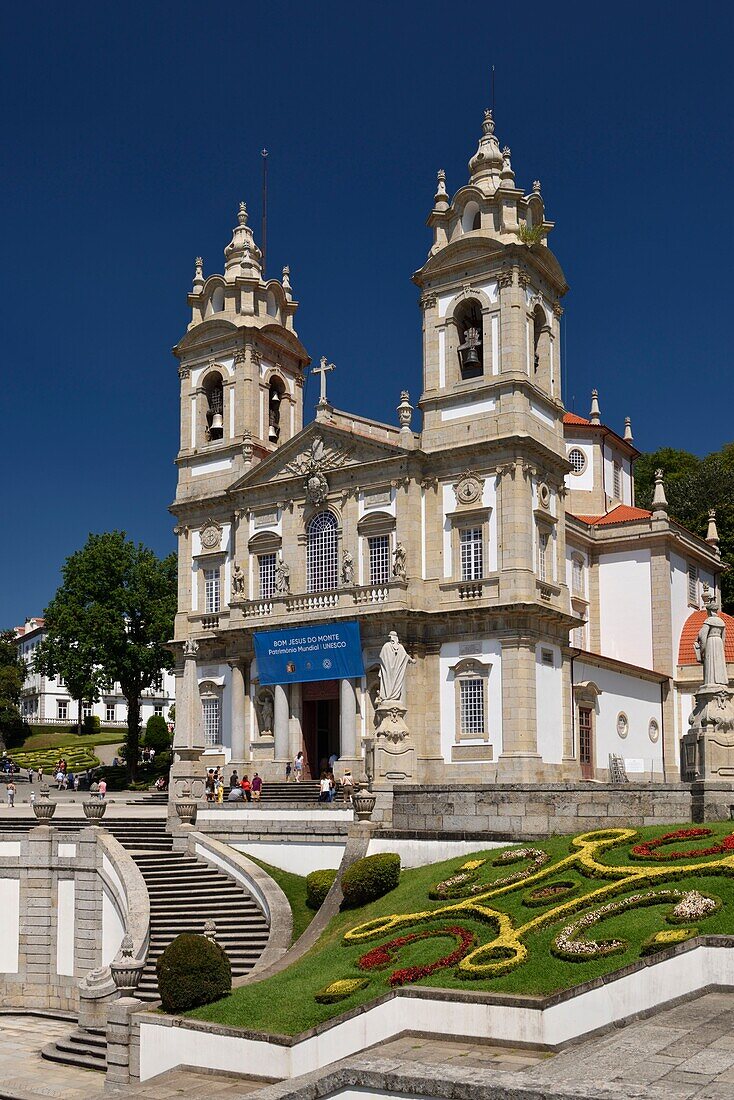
[0,630,28,751]
[37,533,177,781]
[634,448,701,510]
[34,634,100,736]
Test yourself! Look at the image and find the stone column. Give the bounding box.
[497,635,543,780]
[229,660,246,763]
[340,678,357,759]
[289,682,303,761]
[169,640,207,803]
[274,683,289,760]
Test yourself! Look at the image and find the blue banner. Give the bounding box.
[254,621,364,686]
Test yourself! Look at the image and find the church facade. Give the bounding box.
[169,109,724,785]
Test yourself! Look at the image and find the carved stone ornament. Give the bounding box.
[497,270,514,289]
[183,639,200,658]
[538,482,551,510]
[178,366,190,380]
[454,471,484,506]
[305,470,329,505]
[285,434,352,478]
[420,292,437,309]
[200,519,222,551]
[552,301,564,318]
[518,271,531,289]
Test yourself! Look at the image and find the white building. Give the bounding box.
[14,618,176,729]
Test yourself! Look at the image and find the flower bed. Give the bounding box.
[357,925,475,987]
[630,828,734,862]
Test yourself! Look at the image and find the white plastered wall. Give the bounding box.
[599,549,653,667]
[439,638,502,761]
[575,659,663,777]
[535,644,563,763]
[564,438,594,492]
[441,478,497,579]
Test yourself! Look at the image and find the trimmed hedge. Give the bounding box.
[144,714,172,753]
[156,933,231,1014]
[341,853,401,909]
[306,869,337,910]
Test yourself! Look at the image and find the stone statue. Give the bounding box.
[695,589,729,689]
[378,631,416,704]
[258,691,274,735]
[232,563,245,596]
[342,549,354,586]
[392,542,407,582]
[275,558,290,595]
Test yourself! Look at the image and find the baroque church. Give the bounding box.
[169,108,725,787]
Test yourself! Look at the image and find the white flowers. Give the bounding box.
[672,891,718,921]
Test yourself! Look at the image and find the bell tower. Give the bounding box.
[414,110,568,452]
[173,201,310,493]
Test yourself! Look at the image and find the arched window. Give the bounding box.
[307,511,338,592]
[211,286,225,313]
[455,298,483,379]
[461,201,481,233]
[268,377,285,443]
[203,372,224,440]
[532,304,545,374]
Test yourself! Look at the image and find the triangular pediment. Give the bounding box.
[229,420,407,494]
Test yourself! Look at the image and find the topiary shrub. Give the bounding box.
[156,933,231,1014]
[145,714,172,753]
[306,868,337,910]
[341,853,400,909]
[82,714,101,733]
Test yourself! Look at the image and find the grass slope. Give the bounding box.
[188,822,734,1035]
[10,731,125,771]
[244,856,315,944]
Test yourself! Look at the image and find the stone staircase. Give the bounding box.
[221,779,347,804]
[42,1027,107,1072]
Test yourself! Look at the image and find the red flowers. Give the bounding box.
[630,828,734,862]
[357,925,475,987]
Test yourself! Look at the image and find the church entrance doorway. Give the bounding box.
[302,680,340,779]
[578,706,594,779]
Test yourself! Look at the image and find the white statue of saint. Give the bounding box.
[695,589,729,689]
[378,631,416,704]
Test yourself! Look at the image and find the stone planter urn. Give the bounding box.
[83,800,107,824]
[110,934,144,996]
[32,799,56,823]
[353,790,377,823]
[175,800,197,825]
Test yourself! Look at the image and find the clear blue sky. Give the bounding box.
[2,1,733,627]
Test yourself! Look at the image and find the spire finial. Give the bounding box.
[435,169,448,198]
[238,201,248,226]
[397,390,413,434]
[282,264,292,299]
[706,509,721,555]
[652,469,669,516]
[193,256,204,292]
[482,108,495,135]
[589,389,601,425]
[623,416,633,442]
[533,180,541,194]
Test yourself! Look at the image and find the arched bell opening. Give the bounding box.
[455,298,484,379]
[203,372,224,441]
[268,376,286,443]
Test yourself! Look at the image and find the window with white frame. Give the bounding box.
[613,461,622,500]
[154,704,163,717]
[307,511,339,592]
[105,703,115,723]
[82,702,92,719]
[259,553,277,598]
[204,568,221,613]
[459,678,485,737]
[57,699,68,721]
[571,624,586,649]
[202,697,220,747]
[460,527,483,581]
[368,534,391,585]
[687,564,698,605]
[568,448,586,474]
[538,529,550,581]
[571,554,585,596]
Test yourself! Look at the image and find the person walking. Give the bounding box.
[319,774,331,803]
[98,777,107,800]
[205,770,216,803]
[285,761,292,782]
[7,781,16,807]
[294,751,304,783]
[341,769,354,805]
[229,769,239,790]
[240,775,252,803]
[251,773,262,803]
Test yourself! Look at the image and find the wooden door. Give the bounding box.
[579,706,594,779]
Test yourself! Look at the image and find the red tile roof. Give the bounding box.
[679,609,734,666]
[572,505,653,527]
[563,412,590,425]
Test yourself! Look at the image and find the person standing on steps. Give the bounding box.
[294,751,304,783]
[6,781,16,807]
[285,760,292,782]
[251,773,262,803]
[98,777,107,800]
[240,775,252,802]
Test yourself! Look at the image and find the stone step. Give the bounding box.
[41,1029,107,1072]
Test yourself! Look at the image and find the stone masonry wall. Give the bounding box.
[391,782,734,837]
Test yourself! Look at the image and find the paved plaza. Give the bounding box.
[5,992,734,1099]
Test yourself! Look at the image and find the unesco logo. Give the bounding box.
[322,658,332,670]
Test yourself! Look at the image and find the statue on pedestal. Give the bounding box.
[373,632,417,783]
[232,563,245,597]
[695,592,729,689]
[681,586,734,781]
[377,631,415,706]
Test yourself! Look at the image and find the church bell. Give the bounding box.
[210,412,224,433]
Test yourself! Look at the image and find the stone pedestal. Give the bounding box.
[374,700,415,781]
[680,686,734,781]
[169,641,207,811]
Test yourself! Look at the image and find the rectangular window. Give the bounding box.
[613,461,622,501]
[204,568,221,614]
[687,564,698,605]
[82,702,92,719]
[259,553,277,599]
[579,706,593,777]
[202,698,220,747]
[57,675,65,687]
[56,699,68,721]
[105,703,115,723]
[538,530,549,581]
[459,678,485,737]
[368,535,391,585]
[572,556,584,596]
[541,648,554,667]
[460,527,483,581]
[154,704,163,717]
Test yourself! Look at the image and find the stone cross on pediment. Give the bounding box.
[313,356,335,406]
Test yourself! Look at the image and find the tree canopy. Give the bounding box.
[635,444,734,613]
[0,629,28,751]
[36,532,177,780]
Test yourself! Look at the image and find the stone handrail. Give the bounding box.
[78,830,150,1020]
[187,831,292,973]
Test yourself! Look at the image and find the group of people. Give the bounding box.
[319,768,354,803]
[204,767,264,804]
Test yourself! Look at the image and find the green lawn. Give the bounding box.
[188,821,734,1035]
[244,856,316,944]
[9,730,124,771]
